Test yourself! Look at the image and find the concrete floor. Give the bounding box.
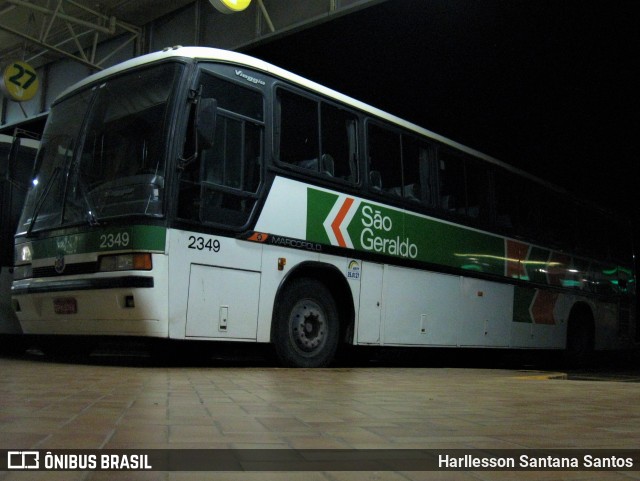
[0,349,639,481]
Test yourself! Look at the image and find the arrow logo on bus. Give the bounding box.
[323,195,359,248]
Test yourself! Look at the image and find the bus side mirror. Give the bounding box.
[196,98,217,150]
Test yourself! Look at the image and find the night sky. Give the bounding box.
[247,0,639,221]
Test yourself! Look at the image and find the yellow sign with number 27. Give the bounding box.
[1,61,39,102]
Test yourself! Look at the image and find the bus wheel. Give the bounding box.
[273,278,339,368]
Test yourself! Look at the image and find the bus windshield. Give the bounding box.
[17,63,182,235]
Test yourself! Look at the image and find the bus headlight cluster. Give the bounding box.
[12,264,33,280]
[13,243,33,280]
[99,253,152,272]
[18,243,33,263]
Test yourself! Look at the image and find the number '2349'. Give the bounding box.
[188,236,221,252]
[99,232,130,248]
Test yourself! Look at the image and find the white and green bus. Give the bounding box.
[11,47,637,367]
[1,127,41,336]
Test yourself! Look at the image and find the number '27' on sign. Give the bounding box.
[1,61,39,101]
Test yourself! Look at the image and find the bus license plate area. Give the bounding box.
[53,297,77,315]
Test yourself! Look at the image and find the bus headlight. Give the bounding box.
[13,242,33,279]
[17,243,33,263]
[99,253,152,272]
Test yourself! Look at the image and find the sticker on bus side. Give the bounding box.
[347,260,361,280]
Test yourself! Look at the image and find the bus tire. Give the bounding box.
[273,278,339,368]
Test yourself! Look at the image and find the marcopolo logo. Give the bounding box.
[54,253,66,274]
[307,189,419,259]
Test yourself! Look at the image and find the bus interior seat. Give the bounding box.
[321,154,334,176]
[369,170,382,191]
[297,158,317,171]
[348,154,357,182]
[468,206,480,218]
[441,195,456,211]
[296,155,334,177]
[404,183,420,201]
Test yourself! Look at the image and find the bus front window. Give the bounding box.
[17,91,92,234]
[17,63,181,234]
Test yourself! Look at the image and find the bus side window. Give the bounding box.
[402,134,434,205]
[276,89,358,183]
[494,170,516,230]
[321,103,358,182]
[367,123,401,196]
[197,116,262,226]
[276,89,319,170]
[177,72,264,228]
[465,157,490,222]
[540,192,572,248]
[495,173,541,239]
[437,150,465,214]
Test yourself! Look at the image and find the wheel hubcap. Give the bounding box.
[290,300,326,353]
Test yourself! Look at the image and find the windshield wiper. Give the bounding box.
[26,139,73,236]
[26,165,61,237]
[77,177,101,226]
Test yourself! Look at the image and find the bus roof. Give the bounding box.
[60,47,506,166]
[55,46,612,216]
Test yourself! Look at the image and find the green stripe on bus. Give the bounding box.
[307,188,505,274]
[304,187,630,302]
[30,225,167,259]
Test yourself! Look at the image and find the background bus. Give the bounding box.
[10,47,637,367]
[1,123,42,337]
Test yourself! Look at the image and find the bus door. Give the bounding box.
[357,261,383,344]
[173,67,265,341]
